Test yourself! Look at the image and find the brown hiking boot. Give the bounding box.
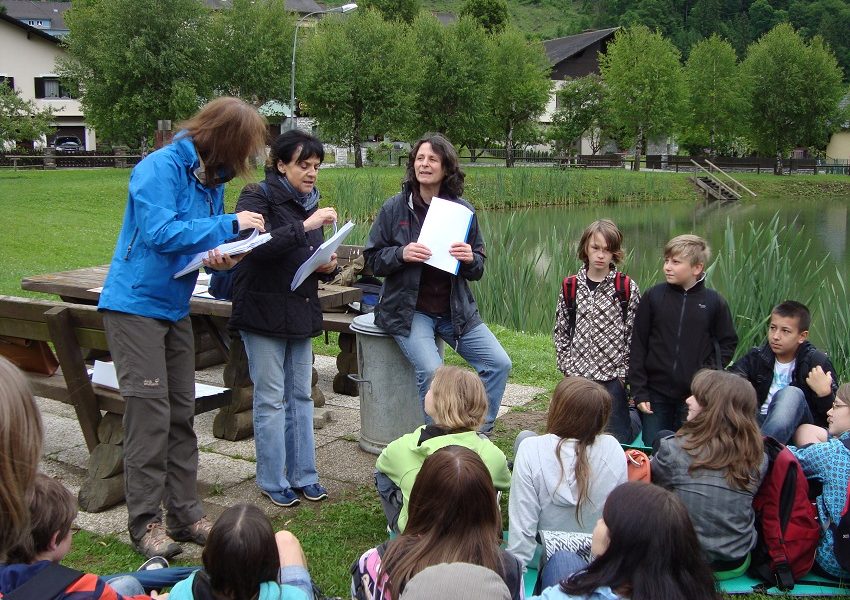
[133,522,182,560]
[168,515,213,546]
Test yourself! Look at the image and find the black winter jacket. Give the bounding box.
[229,170,327,339]
[363,183,485,337]
[729,341,838,428]
[629,277,738,403]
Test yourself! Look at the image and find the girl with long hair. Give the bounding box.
[507,377,627,568]
[363,133,511,434]
[652,369,767,572]
[375,366,511,533]
[354,446,523,600]
[169,503,312,600]
[532,482,719,600]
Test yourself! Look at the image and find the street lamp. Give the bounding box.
[290,3,357,130]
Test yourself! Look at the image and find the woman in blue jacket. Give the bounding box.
[98,97,268,560]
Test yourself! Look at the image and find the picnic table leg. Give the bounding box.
[213,331,255,441]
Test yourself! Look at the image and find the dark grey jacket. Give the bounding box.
[363,183,486,337]
[652,434,768,565]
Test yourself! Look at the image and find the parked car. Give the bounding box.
[54,136,82,154]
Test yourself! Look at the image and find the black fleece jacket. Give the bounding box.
[629,277,738,403]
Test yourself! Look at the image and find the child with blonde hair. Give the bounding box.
[375,366,511,532]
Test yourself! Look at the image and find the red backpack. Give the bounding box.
[562,272,631,339]
[749,436,820,590]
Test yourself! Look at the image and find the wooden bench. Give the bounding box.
[0,295,232,513]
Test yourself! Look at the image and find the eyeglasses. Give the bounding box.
[832,401,850,411]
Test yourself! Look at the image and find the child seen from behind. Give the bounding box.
[375,366,511,533]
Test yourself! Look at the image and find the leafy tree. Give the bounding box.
[549,74,607,155]
[406,15,494,151]
[360,0,420,24]
[682,34,744,154]
[748,0,787,40]
[0,86,55,146]
[488,27,551,167]
[60,0,211,147]
[791,0,850,81]
[459,0,509,34]
[599,25,685,170]
[299,10,415,167]
[207,0,295,106]
[741,23,845,173]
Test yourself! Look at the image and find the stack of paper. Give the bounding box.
[173,228,272,279]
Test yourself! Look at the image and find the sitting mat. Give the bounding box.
[717,572,849,596]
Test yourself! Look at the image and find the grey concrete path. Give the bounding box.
[37,354,544,560]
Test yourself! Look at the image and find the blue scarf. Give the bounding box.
[278,175,320,212]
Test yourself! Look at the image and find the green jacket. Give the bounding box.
[376,425,512,531]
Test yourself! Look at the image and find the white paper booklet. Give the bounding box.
[417,197,473,274]
[91,360,227,398]
[291,220,355,291]
[173,228,272,279]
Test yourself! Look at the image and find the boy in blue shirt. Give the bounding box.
[629,234,738,445]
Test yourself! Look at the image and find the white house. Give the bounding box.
[0,12,95,149]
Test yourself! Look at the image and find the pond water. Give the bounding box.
[472,195,850,336]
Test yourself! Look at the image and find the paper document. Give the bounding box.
[173,228,272,279]
[91,360,227,397]
[291,220,355,291]
[417,197,473,275]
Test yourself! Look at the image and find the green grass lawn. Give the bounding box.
[4,167,846,598]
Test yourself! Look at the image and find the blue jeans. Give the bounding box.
[241,331,318,492]
[598,379,637,444]
[105,575,145,596]
[393,312,512,433]
[540,550,588,590]
[758,386,813,445]
[639,391,687,449]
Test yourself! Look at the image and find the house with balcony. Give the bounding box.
[0,12,95,149]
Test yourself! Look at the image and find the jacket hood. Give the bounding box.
[533,434,581,507]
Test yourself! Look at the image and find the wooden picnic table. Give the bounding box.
[22,265,362,440]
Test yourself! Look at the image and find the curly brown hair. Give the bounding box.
[405,133,465,199]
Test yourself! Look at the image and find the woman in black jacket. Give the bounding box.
[230,130,337,508]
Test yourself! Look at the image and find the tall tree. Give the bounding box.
[299,10,414,167]
[0,86,55,147]
[682,34,744,154]
[460,0,509,34]
[549,74,607,155]
[207,0,295,106]
[488,27,551,167]
[599,25,685,170]
[360,0,420,24]
[407,15,494,149]
[60,0,211,147]
[741,23,845,173]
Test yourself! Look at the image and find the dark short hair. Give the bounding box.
[202,504,279,600]
[405,133,465,198]
[270,129,324,167]
[7,473,76,563]
[771,300,811,332]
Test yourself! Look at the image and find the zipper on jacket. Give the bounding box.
[123,229,139,260]
[672,292,688,373]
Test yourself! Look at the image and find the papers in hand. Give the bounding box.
[291,220,355,291]
[173,228,271,279]
[417,197,473,274]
